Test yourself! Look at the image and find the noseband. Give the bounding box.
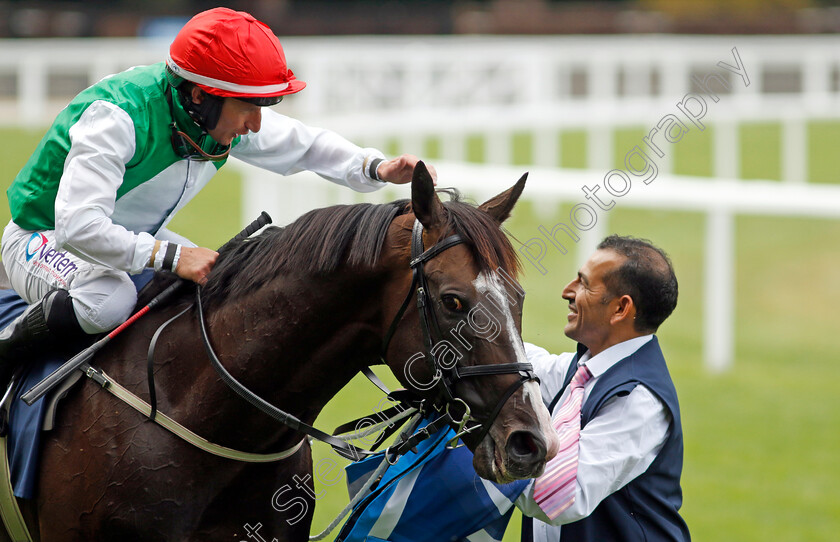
[381,219,538,446]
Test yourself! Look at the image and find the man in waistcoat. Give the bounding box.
[517,234,690,541]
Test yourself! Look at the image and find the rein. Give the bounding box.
[107,216,535,465]
[194,286,378,461]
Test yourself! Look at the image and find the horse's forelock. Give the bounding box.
[442,200,522,279]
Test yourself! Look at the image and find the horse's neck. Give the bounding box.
[190,272,387,449]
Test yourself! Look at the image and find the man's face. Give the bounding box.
[207,97,262,146]
[561,248,625,355]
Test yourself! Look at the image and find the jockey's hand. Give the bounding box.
[377,154,437,185]
[176,246,219,286]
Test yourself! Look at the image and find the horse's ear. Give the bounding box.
[478,172,528,224]
[411,161,446,229]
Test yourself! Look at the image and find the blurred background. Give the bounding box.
[4,0,840,37]
[0,1,839,541]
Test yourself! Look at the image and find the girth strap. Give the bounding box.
[0,436,31,541]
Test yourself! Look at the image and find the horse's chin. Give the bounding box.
[473,436,506,483]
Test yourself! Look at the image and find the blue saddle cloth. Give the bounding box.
[2,270,155,499]
[0,289,57,500]
[336,416,529,542]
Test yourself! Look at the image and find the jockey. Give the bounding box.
[0,7,430,387]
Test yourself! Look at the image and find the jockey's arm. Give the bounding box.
[54,101,157,275]
[231,109,436,191]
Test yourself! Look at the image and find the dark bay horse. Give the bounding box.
[18,163,558,541]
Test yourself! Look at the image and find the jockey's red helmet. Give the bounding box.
[166,8,306,105]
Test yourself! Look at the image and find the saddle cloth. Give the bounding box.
[336,416,529,542]
[1,270,155,499]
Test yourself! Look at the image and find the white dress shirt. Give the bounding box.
[515,336,671,542]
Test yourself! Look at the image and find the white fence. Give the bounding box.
[2,35,839,371]
[238,159,840,373]
[3,35,840,124]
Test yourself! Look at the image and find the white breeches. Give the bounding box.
[1,221,137,334]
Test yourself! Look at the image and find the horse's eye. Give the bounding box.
[441,294,465,313]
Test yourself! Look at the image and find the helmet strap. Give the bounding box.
[166,88,230,162]
[176,85,224,132]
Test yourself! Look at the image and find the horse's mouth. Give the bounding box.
[492,442,518,484]
[473,433,500,482]
[475,433,545,485]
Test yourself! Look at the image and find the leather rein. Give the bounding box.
[137,218,536,462]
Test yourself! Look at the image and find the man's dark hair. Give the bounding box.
[597,234,678,333]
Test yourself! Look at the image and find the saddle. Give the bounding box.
[0,265,160,498]
[0,264,168,541]
[0,265,78,435]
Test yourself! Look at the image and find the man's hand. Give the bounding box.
[176,246,219,286]
[377,154,438,185]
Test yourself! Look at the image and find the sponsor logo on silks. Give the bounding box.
[25,232,78,278]
[25,232,47,262]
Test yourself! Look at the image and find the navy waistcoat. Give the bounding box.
[525,337,690,542]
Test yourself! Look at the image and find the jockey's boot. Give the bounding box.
[0,289,85,391]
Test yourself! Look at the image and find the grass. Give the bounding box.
[1,121,838,541]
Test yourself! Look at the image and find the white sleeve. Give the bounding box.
[232,109,387,193]
[524,342,575,406]
[516,385,671,525]
[54,100,156,274]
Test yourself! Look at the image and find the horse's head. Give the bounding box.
[382,162,560,484]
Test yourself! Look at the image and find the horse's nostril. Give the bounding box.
[506,430,546,464]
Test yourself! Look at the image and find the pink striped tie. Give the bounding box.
[533,363,593,519]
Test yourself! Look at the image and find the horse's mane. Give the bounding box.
[200,190,522,307]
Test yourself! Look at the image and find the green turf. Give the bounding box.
[1,121,838,541]
[740,123,783,181]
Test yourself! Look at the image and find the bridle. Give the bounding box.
[380,219,538,447]
[188,217,536,461]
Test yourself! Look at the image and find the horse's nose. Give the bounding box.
[505,430,548,475]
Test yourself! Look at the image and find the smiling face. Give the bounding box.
[562,248,627,356]
[207,97,262,146]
